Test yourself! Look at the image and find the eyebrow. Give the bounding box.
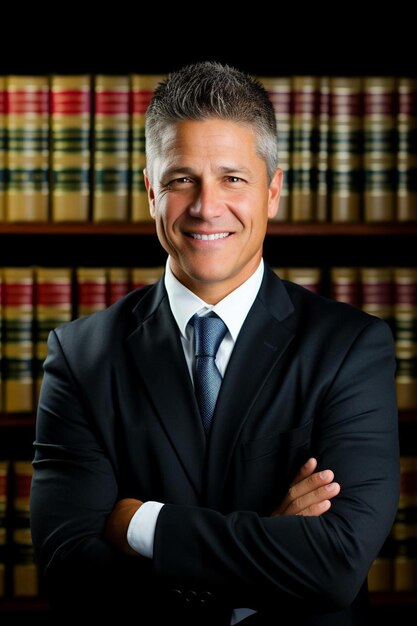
[161,165,253,179]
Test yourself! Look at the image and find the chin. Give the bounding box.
[185,259,231,279]
[188,270,229,284]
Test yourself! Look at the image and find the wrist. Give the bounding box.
[104,498,143,555]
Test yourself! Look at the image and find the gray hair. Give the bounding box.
[145,61,278,183]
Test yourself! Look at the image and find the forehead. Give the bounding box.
[159,119,258,159]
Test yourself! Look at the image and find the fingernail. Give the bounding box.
[320,470,330,480]
[325,483,335,491]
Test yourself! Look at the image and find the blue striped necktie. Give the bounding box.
[192,313,227,433]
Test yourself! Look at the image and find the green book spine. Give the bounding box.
[291,76,319,222]
[92,76,130,222]
[259,77,292,222]
[107,268,130,305]
[317,77,330,222]
[5,76,49,222]
[34,267,72,400]
[76,268,107,317]
[131,74,166,222]
[394,268,417,409]
[330,267,360,307]
[0,77,5,222]
[51,75,91,221]
[360,267,394,330]
[363,77,397,222]
[131,267,164,290]
[2,268,34,413]
[286,268,322,294]
[397,78,417,222]
[12,461,38,597]
[329,77,363,223]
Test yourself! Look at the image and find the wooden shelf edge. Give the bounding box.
[398,410,417,423]
[266,222,417,236]
[0,222,416,236]
[0,598,49,611]
[371,591,417,605]
[0,414,36,427]
[0,223,157,235]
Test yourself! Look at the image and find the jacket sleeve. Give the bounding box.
[152,318,400,611]
[30,329,153,613]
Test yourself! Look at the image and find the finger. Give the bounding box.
[286,482,340,516]
[296,499,332,517]
[290,458,317,486]
[287,469,335,508]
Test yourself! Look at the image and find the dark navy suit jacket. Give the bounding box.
[30,265,400,625]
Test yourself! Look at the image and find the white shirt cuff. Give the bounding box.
[126,500,164,558]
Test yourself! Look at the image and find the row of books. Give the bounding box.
[0,75,416,224]
[0,263,415,415]
[369,456,417,592]
[0,266,164,413]
[0,460,36,599]
[280,266,417,409]
[0,265,416,413]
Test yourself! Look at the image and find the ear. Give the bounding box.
[267,168,283,219]
[143,169,156,219]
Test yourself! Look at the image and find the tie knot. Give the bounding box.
[193,313,227,358]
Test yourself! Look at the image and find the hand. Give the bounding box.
[104,498,143,555]
[272,458,340,517]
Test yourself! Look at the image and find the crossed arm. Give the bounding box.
[30,317,399,613]
[104,457,341,555]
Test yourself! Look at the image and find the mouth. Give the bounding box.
[187,232,232,241]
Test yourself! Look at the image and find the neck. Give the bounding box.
[169,259,261,305]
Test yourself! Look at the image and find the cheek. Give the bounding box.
[160,196,185,222]
[155,201,185,242]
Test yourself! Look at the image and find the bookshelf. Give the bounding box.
[1,31,417,615]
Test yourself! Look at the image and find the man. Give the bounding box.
[30,62,399,625]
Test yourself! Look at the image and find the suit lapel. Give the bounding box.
[126,280,205,498]
[204,268,295,508]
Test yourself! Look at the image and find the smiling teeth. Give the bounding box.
[190,232,229,240]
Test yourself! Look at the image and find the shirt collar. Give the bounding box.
[164,257,264,342]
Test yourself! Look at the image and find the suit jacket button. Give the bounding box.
[170,588,183,602]
[185,590,198,604]
[200,591,213,604]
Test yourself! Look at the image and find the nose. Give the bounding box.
[189,181,224,219]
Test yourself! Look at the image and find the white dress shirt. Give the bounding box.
[127,257,264,624]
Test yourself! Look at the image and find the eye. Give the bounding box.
[169,177,194,186]
[177,177,192,184]
[226,176,245,184]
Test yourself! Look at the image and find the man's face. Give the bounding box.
[145,119,282,302]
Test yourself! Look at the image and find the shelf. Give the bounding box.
[0,598,49,611]
[0,222,416,236]
[371,591,417,606]
[0,223,157,235]
[266,223,417,236]
[398,410,417,423]
[0,415,36,427]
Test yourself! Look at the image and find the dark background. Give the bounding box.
[0,6,415,76]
